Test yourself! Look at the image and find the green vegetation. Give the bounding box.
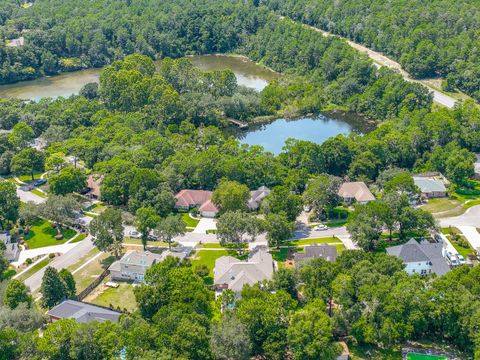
[72,253,113,293]
[407,354,447,360]
[190,249,230,281]
[15,257,51,282]
[70,233,87,243]
[180,212,200,228]
[90,282,137,313]
[420,198,461,213]
[23,219,76,249]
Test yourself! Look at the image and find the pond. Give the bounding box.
[0,54,279,100]
[231,113,372,155]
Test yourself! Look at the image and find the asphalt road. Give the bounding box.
[438,205,480,228]
[24,235,94,293]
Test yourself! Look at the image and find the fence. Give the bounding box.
[77,269,110,301]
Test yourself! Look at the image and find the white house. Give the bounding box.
[0,231,20,262]
[386,239,450,276]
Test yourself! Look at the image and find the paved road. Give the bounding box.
[438,205,480,228]
[24,235,94,292]
[281,16,457,109]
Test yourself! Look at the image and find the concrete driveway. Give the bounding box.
[16,188,45,204]
[457,226,480,252]
[193,218,217,234]
[438,205,480,228]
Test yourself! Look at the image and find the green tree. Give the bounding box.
[347,202,386,251]
[4,280,33,309]
[303,175,341,219]
[0,182,20,229]
[59,269,76,299]
[211,314,252,360]
[45,152,67,173]
[287,299,340,360]
[153,215,186,250]
[212,180,250,212]
[264,213,295,248]
[10,148,45,181]
[89,208,125,258]
[261,185,303,221]
[135,207,160,250]
[8,122,35,150]
[41,266,67,309]
[49,167,87,195]
[216,211,260,253]
[38,195,81,234]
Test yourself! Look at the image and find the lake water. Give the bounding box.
[232,113,371,154]
[0,54,279,100]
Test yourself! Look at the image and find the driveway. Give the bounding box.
[12,242,79,267]
[193,218,217,234]
[438,205,480,228]
[24,235,94,292]
[16,188,45,204]
[457,226,480,252]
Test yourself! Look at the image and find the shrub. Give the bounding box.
[48,253,55,259]
[194,264,209,277]
[25,258,32,265]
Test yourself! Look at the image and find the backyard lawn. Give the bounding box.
[24,219,76,249]
[90,282,137,313]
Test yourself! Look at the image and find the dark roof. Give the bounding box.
[294,243,338,263]
[48,300,121,323]
[386,239,450,276]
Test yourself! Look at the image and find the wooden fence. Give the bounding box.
[77,269,110,301]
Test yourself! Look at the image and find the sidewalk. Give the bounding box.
[457,226,480,252]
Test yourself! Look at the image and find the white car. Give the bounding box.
[457,254,466,265]
[314,224,328,231]
[128,230,142,239]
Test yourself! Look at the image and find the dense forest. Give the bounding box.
[262,0,480,101]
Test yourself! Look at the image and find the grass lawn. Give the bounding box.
[420,198,461,213]
[66,248,100,273]
[191,249,233,284]
[407,354,447,360]
[181,212,200,228]
[15,258,51,282]
[451,180,480,202]
[286,237,340,246]
[73,252,114,293]
[90,282,137,313]
[16,172,44,182]
[30,189,46,198]
[270,248,290,262]
[349,344,401,360]
[123,238,169,247]
[70,233,87,243]
[24,219,77,249]
[196,243,224,249]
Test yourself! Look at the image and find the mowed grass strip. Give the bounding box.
[15,258,51,282]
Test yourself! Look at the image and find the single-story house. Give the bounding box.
[6,36,24,47]
[294,243,338,264]
[175,189,219,217]
[0,231,20,262]
[338,182,375,205]
[386,239,450,277]
[413,175,447,199]
[248,186,271,210]
[109,247,192,282]
[48,300,121,323]
[214,246,274,296]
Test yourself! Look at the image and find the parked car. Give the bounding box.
[33,179,47,186]
[314,224,328,231]
[147,233,158,241]
[446,252,459,266]
[128,230,142,239]
[457,254,466,265]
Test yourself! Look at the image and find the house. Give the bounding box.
[294,243,338,264]
[47,300,121,323]
[5,36,24,48]
[338,182,375,205]
[413,175,447,199]
[109,247,192,282]
[214,247,274,296]
[175,189,219,217]
[0,231,20,262]
[386,239,450,277]
[85,175,102,199]
[248,186,270,210]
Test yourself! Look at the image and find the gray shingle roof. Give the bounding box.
[294,243,338,263]
[387,239,450,276]
[48,300,121,323]
[413,177,446,193]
